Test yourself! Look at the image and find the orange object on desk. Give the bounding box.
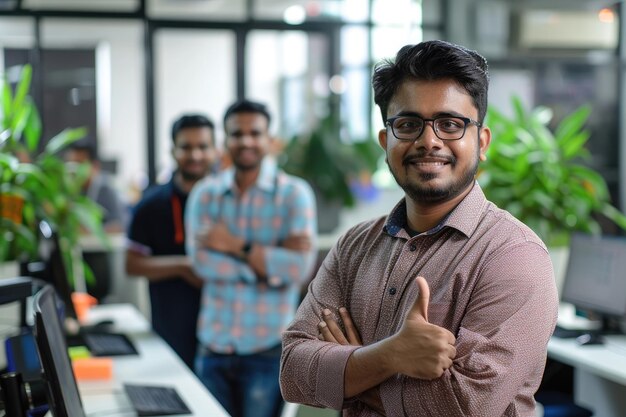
[72,357,113,380]
[71,292,98,322]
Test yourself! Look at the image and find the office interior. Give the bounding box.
[1,1,626,416]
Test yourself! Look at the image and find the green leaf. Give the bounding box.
[555,105,591,142]
[511,96,527,123]
[1,76,13,125]
[10,100,31,142]
[83,261,96,286]
[600,203,626,230]
[530,106,553,126]
[23,100,42,152]
[12,65,32,114]
[560,131,590,160]
[482,95,625,242]
[44,127,87,156]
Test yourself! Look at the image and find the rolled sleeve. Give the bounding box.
[264,180,317,287]
[280,243,350,409]
[264,247,317,287]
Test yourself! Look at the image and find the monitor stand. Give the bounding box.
[597,315,626,336]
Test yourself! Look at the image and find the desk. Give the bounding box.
[78,304,229,417]
[547,335,626,417]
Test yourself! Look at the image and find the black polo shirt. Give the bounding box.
[127,177,201,369]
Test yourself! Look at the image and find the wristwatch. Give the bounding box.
[240,241,253,260]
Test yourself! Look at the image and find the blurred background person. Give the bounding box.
[126,114,219,368]
[186,100,317,417]
[65,139,128,233]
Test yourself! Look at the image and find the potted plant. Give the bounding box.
[279,112,382,233]
[0,64,106,287]
[478,96,626,290]
[479,95,626,244]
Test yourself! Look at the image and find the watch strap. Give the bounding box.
[240,241,253,259]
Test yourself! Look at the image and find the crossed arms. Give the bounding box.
[317,277,455,415]
[279,240,558,416]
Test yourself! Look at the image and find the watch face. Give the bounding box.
[243,242,252,254]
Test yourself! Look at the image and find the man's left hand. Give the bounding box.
[318,307,362,345]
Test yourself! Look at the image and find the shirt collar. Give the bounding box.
[168,172,190,198]
[383,181,487,239]
[219,157,279,195]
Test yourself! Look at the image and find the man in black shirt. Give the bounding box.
[126,114,219,368]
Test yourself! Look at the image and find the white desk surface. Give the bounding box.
[549,302,626,386]
[548,335,626,386]
[80,232,126,252]
[78,304,229,417]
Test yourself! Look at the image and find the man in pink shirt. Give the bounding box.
[280,40,558,416]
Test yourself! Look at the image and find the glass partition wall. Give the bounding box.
[2,1,625,232]
[0,0,434,199]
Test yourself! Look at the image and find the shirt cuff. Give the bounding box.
[316,344,360,410]
[126,238,152,256]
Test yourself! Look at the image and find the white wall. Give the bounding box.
[1,18,241,199]
[154,29,236,181]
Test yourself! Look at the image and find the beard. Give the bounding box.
[388,149,479,204]
[179,167,208,182]
[231,151,262,172]
[233,160,261,172]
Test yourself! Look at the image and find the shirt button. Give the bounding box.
[389,287,397,295]
[409,244,417,252]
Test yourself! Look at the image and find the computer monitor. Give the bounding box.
[22,231,78,319]
[561,233,626,332]
[32,285,86,417]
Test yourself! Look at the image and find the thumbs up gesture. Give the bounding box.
[412,275,431,323]
[391,276,457,380]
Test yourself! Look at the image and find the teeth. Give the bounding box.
[413,161,446,166]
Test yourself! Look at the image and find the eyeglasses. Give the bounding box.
[385,115,482,142]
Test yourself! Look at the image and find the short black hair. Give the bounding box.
[68,138,97,161]
[171,114,215,144]
[223,99,271,129]
[372,40,490,123]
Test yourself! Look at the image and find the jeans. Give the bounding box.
[195,345,284,417]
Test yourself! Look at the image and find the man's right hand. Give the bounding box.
[181,257,204,289]
[390,276,456,380]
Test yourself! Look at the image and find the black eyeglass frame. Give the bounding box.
[385,115,482,142]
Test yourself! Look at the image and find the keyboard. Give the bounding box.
[124,384,191,416]
[82,332,138,356]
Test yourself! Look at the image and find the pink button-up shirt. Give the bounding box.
[280,184,558,417]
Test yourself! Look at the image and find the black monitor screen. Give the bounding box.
[561,233,626,318]
[45,234,77,319]
[22,233,77,319]
[32,285,85,417]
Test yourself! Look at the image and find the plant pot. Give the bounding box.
[0,194,25,225]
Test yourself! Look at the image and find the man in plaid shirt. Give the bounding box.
[186,99,317,417]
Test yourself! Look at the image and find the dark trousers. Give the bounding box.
[195,345,283,417]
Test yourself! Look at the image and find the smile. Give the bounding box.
[411,161,448,166]
[404,156,452,166]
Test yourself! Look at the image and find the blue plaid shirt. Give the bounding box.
[185,158,317,354]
